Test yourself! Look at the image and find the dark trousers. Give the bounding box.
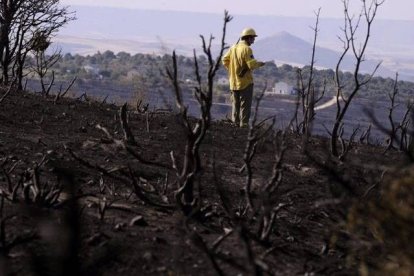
[231,84,253,127]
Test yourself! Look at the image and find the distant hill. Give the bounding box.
[254,31,349,68]
[54,5,414,81]
[253,31,395,77]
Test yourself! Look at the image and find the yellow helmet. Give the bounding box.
[240,28,257,38]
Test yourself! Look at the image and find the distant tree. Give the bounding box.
[98,70,110,79]
[63,53,73,61]
[280,64,293,73]
[31,31,61,95]
[116,51,131,62]
[89,56,97,64]
[74,54,85,65]
[102,50,116,61]
[262,61,278,76]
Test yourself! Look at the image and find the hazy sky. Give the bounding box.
[61,0,413,20]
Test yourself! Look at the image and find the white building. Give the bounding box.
[82,64,100,74]
[266,81,295,95]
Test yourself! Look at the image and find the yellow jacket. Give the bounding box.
[222,40,263,91]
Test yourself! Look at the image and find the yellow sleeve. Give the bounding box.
[222,49,231,70]
[244,48,262,70]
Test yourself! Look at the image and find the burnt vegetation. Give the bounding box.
[0,1,413,276]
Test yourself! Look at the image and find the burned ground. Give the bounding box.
[0,90,411,275]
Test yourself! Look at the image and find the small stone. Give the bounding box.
[143,251,155,261]
[152,236,167,244]
[129,215,148,227]
[156,266,167,272]
[86,233,108,246]
[114,222,126,231]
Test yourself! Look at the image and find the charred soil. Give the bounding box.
[0,90,410,275]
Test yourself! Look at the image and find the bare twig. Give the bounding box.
[242,88,275,211]
[295,8,326,139]
[120,103,137,146]
[54,76,77,104]
[0,78,17,104]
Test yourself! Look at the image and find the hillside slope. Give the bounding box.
[0,89,410,275]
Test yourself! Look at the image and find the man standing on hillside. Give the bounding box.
[222,27,265,128]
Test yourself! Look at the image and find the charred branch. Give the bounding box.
[330,0,384,158]
[166,11,232,214]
